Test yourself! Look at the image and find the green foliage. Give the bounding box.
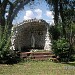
[0,25,20,64]
[0,25,10,51]
[52,38,72,62]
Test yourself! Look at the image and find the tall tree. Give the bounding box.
[0,0,34,32]
[46,0,75,37]
[46,0,59,25]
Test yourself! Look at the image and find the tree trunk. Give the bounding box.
[59,0,66,38]
[7,1,13,32]
[0,0,8,32]
[54,0,59,26]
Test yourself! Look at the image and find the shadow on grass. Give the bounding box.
[61,61,75,66]
[66,62,75,66]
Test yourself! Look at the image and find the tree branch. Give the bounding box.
[10,0,30,24]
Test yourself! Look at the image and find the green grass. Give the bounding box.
[0,60,75,75]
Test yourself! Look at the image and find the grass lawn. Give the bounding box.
[0,60,75,75]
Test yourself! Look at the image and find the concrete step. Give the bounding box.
[29,55,55,58]
[19,51,59,62]
[30,58,58,62]
[20,52,55,58]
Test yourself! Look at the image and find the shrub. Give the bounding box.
[52,38,73,62]
[0,25,20,64]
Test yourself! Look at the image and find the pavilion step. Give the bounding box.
[19,52,59,62]
[20,52,54,58]
[31,58,58,62]
[29,55,55,59]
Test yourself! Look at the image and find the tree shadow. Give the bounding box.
[64,62,75,66]
[67,62,75,66]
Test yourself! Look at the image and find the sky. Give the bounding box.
[12,0,54,25]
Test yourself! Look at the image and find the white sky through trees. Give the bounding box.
[13,0,54,25]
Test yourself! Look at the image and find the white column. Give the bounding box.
[44,27,52,51]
